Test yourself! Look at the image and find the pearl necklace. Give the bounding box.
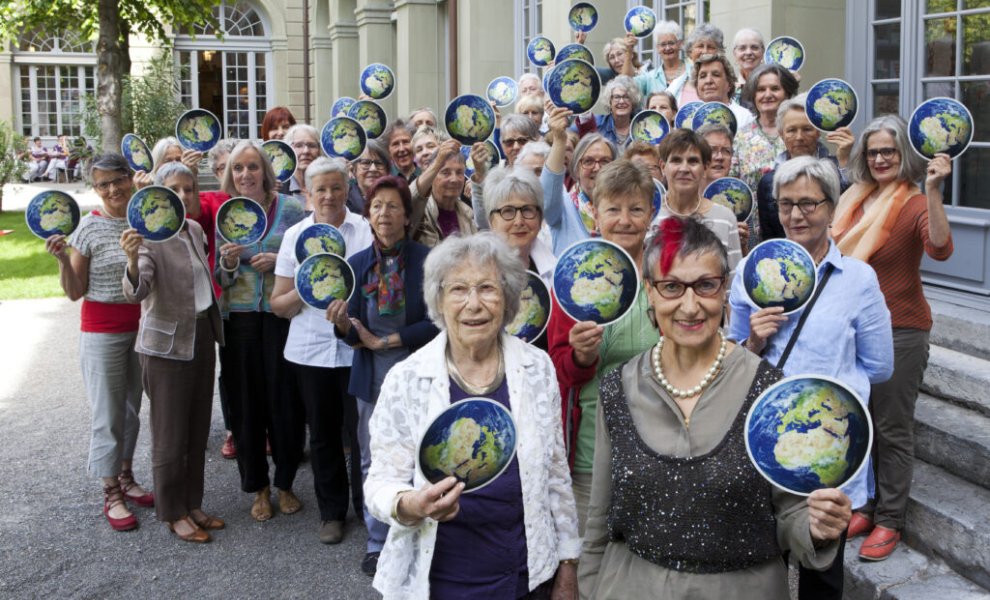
[663,196,702,218]
[652,331,727,399]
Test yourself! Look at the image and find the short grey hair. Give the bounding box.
[697,123,735,142]
[516,140,551,164]
[208,138,239,172]
[518,72,542,89]
[685,23,725,55]
[151,136,182,173]
[89,153,131,180]
[603,75,641,113]
[412,125,448,147]
[848,114,926,185]
[569,133,618,180]
[773,155,841,205]
[732,27,765,50]
[776,93,809,127]
[221,140,278,198]
[482,165,544,215]
[304,156,349,190]
[154,161,197,189]
[422,232,529,330]
[643,216,729,280]
[654,20,683,43]
[501,114,540,141]
[284,123,319,147]
[408,107,438,126]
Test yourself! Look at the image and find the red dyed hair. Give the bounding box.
[656,216,685,276]
[261,106,297,141]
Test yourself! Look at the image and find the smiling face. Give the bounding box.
[778,175,834,258]
[656,33,683,65]
[388,128,414,173]
[269,120,291,140]
[490,193,542,257]
[410,110,436,129]
[648,94,676,123]
[696,61,731,103]
[577,140,614,195]
[703,132,733,180]
[689,36,720,61]
[648,250,726,351]
[291,131,320,173]
[441,260,505,351]
[501,126,531,166]
[355,148,387,194]
[592,192,652,263]
[865,129,902,186]
[662,145,707,198]
[780,109,821,158]
[309,171,348,227]
[606,45,627,72]
[230,147,266,201]
[733,33,764,74]
[434,156,466,203]
[413,134,440,170]
[92,169,134,218]
[518,76,541,97]
[754,72,787,118]
[367,186,409,246]
[163,173,196,212]
[609,86,634,119]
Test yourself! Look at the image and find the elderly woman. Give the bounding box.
[624,141,662,182]
[497,114,541,167]
[677,23,727,103]
[646,91,677,125]
[543,105,619,255]
[518,73,543,98]
[735,64,800,189]
[119,162,225,543]
[408,107,438,130]
[382,120,417,182]
[261,106,297,141]
[573,76,641,149]
[832,115,954,562]
[44,154,152,531]
[282,124,322,200]
[655,129,742,274]
[579,216,851,599]
[408,139,477,247]
[348,139,392,214]
[732,28,766,99]
[149,137,202,179]
[546,160,658,531]
[575,34,640,86]
[412,125,446,171]
[216,140,307,521]
[269,157,375,545]
[729,157,893,597]
[756,95,853,241]
[693,53,755,130]
[326,175,438,576]
[696,123,752,254]
[516,95,546,133]
[363,232,580,598]
[623,21,688,99]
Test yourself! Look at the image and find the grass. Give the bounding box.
[0,210,65,299]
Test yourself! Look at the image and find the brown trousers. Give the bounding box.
[141,317,216,522]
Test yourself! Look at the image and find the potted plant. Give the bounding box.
[0,120,28,213]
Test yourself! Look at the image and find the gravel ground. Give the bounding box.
[0,297,380,599]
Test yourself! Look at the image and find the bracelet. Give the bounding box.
[379,335,389,351]
[219,256,240,272]
[391,491,420,526]
[559,558,579,565]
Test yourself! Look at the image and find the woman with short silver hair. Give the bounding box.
[732,27,766,93]
[620,20,688,99]
[364,232,580,599]
[282,123,322,199]
[498,113,541,167]
[573,75,640,150]
[484,166,555,281]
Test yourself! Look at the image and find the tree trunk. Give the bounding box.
[96,0,124,153]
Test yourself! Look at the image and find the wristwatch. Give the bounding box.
[379,335,389,350]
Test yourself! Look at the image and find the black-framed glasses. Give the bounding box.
[648,276,725,299]
[93,174,131,193]
[490,204,541,221]
[579,156,611,170]
[777,199,829,215]
[501,137,529,147]
[354,158,386,170]
[866,147,898,162]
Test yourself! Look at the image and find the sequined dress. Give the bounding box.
[577,347,839,600]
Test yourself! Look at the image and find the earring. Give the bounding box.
[646,306,658,329]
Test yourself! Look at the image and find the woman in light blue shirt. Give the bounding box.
[728,156,893,600]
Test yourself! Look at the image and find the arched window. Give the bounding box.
[174,0,272,140]
[12,30,96,138]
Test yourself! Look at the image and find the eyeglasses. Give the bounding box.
[611,94,631,103]
[658,41,679,49]
[93,175,131,193]
[579,156,612,170]
[502,137,529,147]
[710,146,733,157]
[734,44,763,52]
[490,204,541,221]
[292,141,320,151]
[355,158,386,170]
[441,280,502,303]
[649,276,725,299]
[778,199,829,215]
[866,147,898,162]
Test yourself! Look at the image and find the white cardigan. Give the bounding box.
[365,332,581,599]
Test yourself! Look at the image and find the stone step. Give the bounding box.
[914,393,990,490]
[844,540,989,600]
[904,460,990,590]
[928,295,990,360]
[921,345,990,418]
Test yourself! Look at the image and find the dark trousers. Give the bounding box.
[343,392,363,516]
[221,312,304,493]
[866,328,930,530]
[295,364,351,521]
[797,531,846,600]
[142,317,216,522]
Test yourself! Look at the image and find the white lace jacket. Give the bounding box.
[365,332,581,599]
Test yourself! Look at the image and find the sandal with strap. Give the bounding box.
[119,469,155,508]
[103,483,138,531]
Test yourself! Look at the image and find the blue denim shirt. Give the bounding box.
[727,240,894,507]
[540,166,591,256]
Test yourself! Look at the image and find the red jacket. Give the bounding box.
[548,291,597,468]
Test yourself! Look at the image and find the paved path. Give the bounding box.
[0,297,379,598]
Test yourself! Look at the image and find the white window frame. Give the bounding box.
[11,32,96,138]
[514,0,543,76]
[630,0,709,69]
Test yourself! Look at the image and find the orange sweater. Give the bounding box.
[850,194,953,331]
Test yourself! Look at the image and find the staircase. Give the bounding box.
[844,294,990,599]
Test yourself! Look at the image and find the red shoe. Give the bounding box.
[847,512,874,539]
[221,432,237,460]
[103,484,138,531]
[119,469,155,508]
[859,525,900,561]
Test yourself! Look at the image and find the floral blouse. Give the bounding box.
[732,120,786,191]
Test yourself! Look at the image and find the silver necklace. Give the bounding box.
[652,331,727,398]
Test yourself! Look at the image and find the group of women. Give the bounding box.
[45,14,955,599]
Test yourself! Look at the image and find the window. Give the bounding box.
[515,0,543,75]
[635,1,710,68]
[174,0,271,140]
[871,1,902,117]
[13,30,96,138]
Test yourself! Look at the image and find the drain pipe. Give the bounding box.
[448,0,458,99]
[303,0,312,124]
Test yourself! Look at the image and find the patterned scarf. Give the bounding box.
[361,238,406,316]
[833,180,920,262]
[569,187,599,236]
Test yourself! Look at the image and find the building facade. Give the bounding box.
[2,0,987,300]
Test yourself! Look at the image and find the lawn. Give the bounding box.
[0,210,64,299]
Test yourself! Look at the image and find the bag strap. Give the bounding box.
[775,263,835,370]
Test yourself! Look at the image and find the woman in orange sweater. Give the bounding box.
[831,114,953,561]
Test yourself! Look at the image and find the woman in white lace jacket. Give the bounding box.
[364,232,581,599]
